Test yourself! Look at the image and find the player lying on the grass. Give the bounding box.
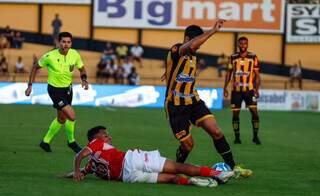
[62,126,236,187]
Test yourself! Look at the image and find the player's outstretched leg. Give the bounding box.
[157,173,218,187]
[162,159,234,184]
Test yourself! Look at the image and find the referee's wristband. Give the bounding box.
[81,74,88,82]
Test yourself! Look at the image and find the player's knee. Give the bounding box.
[57,116,66,124]
[209,127,223,139]
[67,112,76,121]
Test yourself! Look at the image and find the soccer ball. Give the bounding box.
[212,162,232,184]
[212,162,231,171]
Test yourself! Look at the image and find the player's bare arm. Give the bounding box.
[25,62,41,96]
[58,168,86,179]
[179,19,226,56]
[73,147,91,181]
[253,69,261,98]
[79,67,89,90]
[223,69,233,98]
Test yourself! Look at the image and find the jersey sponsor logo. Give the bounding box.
[172,90,195,98]
[234,71,250,77]
[176,74,195,83]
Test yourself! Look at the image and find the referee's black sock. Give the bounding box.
[213,135,236,169]
[176,145,190,163]
[232,117,240,140]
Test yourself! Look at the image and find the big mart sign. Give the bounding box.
[94,0,285,33]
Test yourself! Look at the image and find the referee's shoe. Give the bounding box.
[39,141,52,152]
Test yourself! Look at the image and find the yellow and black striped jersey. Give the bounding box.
[230,52,259,92]
[165,43,200,106]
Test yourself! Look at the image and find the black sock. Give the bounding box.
[213,136,236,169]
[232,117,240,139]
[176,145,190,163]
[252,115,259,138]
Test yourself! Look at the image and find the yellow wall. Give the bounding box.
[142,30,234,55]
[239,33,282,64]
[200,32,234,55]
[142,30,183,49]
[42,5,90,38]
[285,44,320,70]
[0,4,38,32]
[93,28,138,44]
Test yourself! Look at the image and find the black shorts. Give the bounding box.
[231,90,257,110]
[165,100,214,141]
[47,84,73,110]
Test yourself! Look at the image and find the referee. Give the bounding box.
[25,32,89,153]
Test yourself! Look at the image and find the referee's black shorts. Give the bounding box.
[47,84,73,110]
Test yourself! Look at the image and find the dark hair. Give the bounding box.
[238,36,248,42]
[184,25,204,40]
[87,126,106,142]
[58,32,72,42]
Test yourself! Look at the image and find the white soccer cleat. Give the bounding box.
[189,177,218,188]
[214,170,235,184]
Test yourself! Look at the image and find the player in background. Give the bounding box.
[223,37,261,145]
[25,32,88,153]
[61,125,235,187]
[161,19,251,177]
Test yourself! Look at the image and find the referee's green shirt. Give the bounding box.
[38,48,84,88]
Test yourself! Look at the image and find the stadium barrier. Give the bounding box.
[0,82,223,109]
[256,89,320,112]
[0,82,318,112]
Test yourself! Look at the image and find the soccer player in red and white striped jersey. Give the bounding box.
[62,126,236,187]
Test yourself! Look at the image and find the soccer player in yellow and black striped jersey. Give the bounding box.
[161,20,252,177]
[224,37,261,145]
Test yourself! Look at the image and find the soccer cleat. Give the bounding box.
[233,165,252,178]
[213,170,235,184]
[234,138,242,144]
[252,137,261,145]
[67,141,82,153]
[189,177,218,188]
[39,141,52,152]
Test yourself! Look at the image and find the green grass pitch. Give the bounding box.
[0,104,319,196]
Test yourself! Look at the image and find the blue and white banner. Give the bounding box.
[256,89,320,112]
[0,82,223,109]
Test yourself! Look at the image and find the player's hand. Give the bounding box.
[160,73,166,81]
[254,89,260,98]
[25,86,32,96]
[223,88,229,98]
[73,170,84,182]
[213,19,226,32]
[81,80,89,90]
